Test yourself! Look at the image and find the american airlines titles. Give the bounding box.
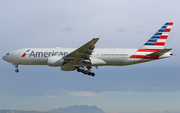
[28,51,68,57]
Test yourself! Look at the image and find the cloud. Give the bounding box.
[67,91,99,97]
[104,111,179,113]
[0,64,180,98]
[37,95,58,98]
[136,31,146,34]
[105,111,142,113]
[62,26,73,33]
[117,28,125,33]
[165,111,171,113]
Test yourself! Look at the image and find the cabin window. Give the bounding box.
[101,54,128,56]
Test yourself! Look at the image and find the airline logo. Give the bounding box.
[21,49,31,57]
[21,49,68,57]
[139,22,173,52]
[130,22,173,59]
[29,51,68,57]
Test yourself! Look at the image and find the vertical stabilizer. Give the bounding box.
[137,22,173,52]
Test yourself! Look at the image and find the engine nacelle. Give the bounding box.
[61,66,76,71]
[90,57,106,66]
[47,56,64,67]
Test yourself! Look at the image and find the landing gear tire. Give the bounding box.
[91,72,95,76]
[84,70,89,75]
[77,68,81,72]
[76,67,95,76]
[81,69,85,73]
[15,69,19,73]
[13,64,19,73]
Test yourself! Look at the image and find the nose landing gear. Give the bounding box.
[13,63,19,73]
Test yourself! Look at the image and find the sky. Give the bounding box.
[0,0,180,113]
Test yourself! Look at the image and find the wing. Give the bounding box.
[63,38,99,66]
[148,48,172,56]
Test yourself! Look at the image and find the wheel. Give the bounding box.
[81,69,85,73]
[91,73,95,76]
[84,70,89,75]
[77,68,81,72]
[88,72,91,75]
[15,69,19,73]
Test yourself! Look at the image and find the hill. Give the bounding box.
[48,105,104,113]
[0,109,48,113]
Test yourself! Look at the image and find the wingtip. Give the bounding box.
[164,48,172,50]
[93,37,100,40]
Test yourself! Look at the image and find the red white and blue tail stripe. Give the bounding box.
[130,22,173,59]
[138,22,173,52]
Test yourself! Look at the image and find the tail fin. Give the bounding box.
[137,22,173,52]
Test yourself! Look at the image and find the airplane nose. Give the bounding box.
[2,55,7,61]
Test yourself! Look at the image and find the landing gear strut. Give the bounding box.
[76,67,95,76]
[13,63,19,73]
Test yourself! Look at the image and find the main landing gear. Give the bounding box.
[76,67,95,76]
[13,63,19,73]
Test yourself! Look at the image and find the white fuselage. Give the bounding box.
[2,22,174,75]
[2,48,172,67]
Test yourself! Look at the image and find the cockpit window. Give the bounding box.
[6,53,9,55]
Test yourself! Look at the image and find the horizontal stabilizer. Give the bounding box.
[148,48,172,56]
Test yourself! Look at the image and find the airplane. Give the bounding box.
[2,22,173,76]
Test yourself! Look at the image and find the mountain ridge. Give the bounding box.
[0,105,104,113]
[48,105,104,113]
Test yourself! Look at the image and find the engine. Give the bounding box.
[61,66,76,71]
[90,57,106,66]
[47,56,65,67]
